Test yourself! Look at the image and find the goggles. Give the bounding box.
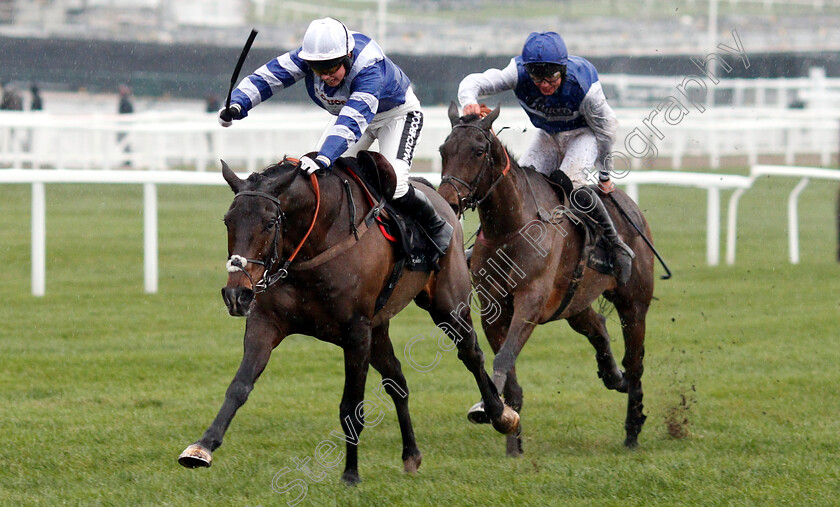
[529,72,563,86]
[307,57,345,75]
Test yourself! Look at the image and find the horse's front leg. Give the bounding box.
[491,307,538,397]
[337,317,373,486]
[426,292,519,435]
[179,314,284,468]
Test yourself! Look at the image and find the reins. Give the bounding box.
[227,157,323,292]
[227,158,383,293]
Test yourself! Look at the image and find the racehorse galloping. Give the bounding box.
[438,104,655,455]
[178,153,519,484]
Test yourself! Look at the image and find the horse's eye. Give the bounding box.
[474,148,485,157]
[264,219,276,232]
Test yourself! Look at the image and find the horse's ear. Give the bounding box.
[478,104,501,130]
[221,159,242,193]
[448,101,461,127]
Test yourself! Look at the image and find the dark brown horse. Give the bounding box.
[178,153,519,484]
[438,104,655,455]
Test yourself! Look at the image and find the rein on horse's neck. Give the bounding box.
[469,128,534,239]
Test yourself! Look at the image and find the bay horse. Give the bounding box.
[438,104,655,455]
[178,152,519,485]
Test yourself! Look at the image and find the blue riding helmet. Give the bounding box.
[521,31,568,66]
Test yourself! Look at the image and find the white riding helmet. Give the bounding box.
[298,17,355,61]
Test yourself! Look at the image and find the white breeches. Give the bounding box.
[517,127,599,188]
[319,89,423,199]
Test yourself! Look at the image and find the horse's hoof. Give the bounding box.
[403,452,423,473]
[178,443,212,468]
[598,369,628,393]
[491,405,521,435]
[505,434,523,457]
[341,471,361,486]
[624,436,640,449]
[466,401,491,424]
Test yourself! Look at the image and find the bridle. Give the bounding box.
[226,167,321,293]
[439,124,511,216]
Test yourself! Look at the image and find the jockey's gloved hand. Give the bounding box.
[300,154,331,175]
[218,104,243,127]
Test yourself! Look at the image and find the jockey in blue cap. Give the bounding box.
[458,31,634,284]
[219,17,452,255]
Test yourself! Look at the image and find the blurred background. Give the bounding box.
[1,0,839,106]
[1,1,839,204]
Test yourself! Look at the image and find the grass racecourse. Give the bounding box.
[1,170,839,506]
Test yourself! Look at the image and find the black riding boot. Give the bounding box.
[548,169,574,202]
[391,184,454,256]
[570,186,635,285]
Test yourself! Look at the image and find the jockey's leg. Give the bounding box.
[519,129,567,202]
[374,108,453,256]
[561,129,634,285]
[391,184,453,256]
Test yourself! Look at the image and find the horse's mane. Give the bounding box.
[409,176,437,190]
[236,158,299,190]
[261,158,298,179]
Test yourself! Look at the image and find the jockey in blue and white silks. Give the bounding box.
[457,31,634,284]
[219,17,451,256]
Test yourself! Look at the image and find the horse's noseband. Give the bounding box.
[228,190,288,293]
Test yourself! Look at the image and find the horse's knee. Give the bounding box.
[492,349,516,375]
[225,379,253,405]
[456,338,484,365]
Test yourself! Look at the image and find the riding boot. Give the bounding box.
[391,184,454,256]
[570,186,635,285]
[548,169,573,203]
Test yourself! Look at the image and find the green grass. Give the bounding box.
[1,177,839,506]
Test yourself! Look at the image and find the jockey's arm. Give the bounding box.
[228,51,308,118]
[579,81,619,184]
[458,58,518,116]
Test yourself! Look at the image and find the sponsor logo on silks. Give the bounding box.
[399,111,423,165]
[320,95,347,106]
[526,97,574,117]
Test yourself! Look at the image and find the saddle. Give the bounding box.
[333,151,443,313]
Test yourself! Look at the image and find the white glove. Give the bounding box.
[299,154,331,175]
[218,104,242,127]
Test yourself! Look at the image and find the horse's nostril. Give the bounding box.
[237,289,254,307]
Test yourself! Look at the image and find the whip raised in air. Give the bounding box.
[225,29,259,112]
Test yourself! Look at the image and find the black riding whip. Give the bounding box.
[607,193,673,280]
[225,29,259,111]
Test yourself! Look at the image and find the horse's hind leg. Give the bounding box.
[179,316,283,468]
[567,307,627,393]
[614,299,650,448]
[369,322,422,473]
